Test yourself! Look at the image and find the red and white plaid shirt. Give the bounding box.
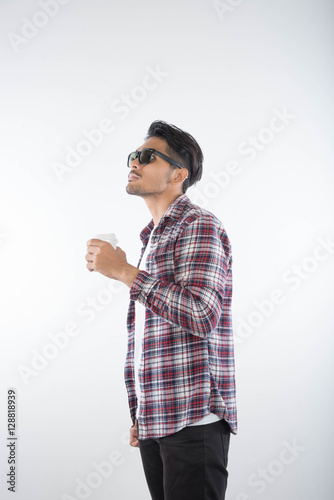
[125,194,237,439]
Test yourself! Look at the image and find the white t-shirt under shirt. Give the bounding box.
[134,229,221,427]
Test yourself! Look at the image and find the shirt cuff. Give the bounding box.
[129,270,157,306]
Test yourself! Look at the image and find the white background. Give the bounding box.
[1,0,333,499]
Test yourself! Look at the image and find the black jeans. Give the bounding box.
[138,419,231,500]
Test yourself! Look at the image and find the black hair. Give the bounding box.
[145,120,203,193]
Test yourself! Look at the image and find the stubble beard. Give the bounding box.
[126,183,162,199]
[126,173,173,198]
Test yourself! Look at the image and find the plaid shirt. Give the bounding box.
[125,194,237,440]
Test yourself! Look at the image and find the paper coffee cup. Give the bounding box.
[94,233,118,249]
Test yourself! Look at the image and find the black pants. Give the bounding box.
[138,419,231,500]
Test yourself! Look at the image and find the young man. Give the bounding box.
[86,121,237,500]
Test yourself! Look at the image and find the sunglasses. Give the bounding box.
[127,148,183,169]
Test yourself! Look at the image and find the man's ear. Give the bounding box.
[171,168,189,185]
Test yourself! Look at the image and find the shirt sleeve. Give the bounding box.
[129,215,232,338]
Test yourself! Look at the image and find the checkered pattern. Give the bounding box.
[124,194,237,439]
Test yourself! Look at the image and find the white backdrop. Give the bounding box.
[1,1,333,499]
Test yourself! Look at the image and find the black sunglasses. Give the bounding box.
[127,148,183,169]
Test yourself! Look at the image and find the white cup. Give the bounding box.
[94,233,118,249]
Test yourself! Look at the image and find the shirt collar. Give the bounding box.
[139,194,190,244]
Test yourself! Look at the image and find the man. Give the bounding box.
[86,120,237,500]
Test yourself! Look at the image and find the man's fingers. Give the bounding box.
[129,421,139,447]
[85,253,94,264]
[86,244,101,255]
[87,238,116,248]
[86,238,104,246]
[130,437,139,447]
[85,239,126,279]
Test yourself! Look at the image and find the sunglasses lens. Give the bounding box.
[139,150,152,165]
[127,149,153,167]
[128,152,137,167]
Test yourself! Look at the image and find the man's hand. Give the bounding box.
[85,239,140,288]
[130,420,139,448]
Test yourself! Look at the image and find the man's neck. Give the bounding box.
[144,192,183,226]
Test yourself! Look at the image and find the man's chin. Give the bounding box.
[126,184,142,196]
[126,184,158,199]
